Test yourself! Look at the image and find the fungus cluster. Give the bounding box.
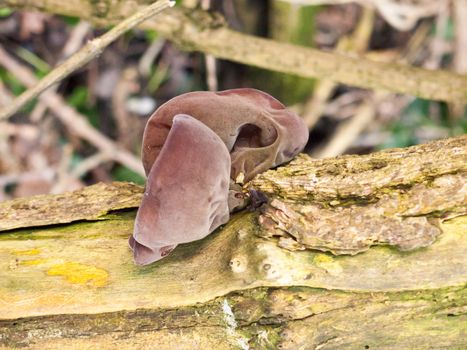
[130,88,309,265]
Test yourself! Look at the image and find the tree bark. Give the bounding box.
[2,0,467,104]
[0,136,466,349]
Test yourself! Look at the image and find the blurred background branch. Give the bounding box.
[0,0,173,120]
[0,46,144,176]
[1,0,467,103]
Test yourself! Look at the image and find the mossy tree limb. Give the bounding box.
[0,136,466,349]
[2,0,467,104]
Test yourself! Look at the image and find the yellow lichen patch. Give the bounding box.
[47,262,109,287]
[12,248,41,256]
[19,258,49,266]
[313,253,343,276]
[313,253,334,264]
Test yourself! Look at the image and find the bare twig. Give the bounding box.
[314,91,386,158]
[0,168,56,188]
[0,46,144,175]
[205,54,218,91]
[71,152,112,178]
[0,81,13,107]
[302,7,374,129]
[323,90,369,119]
[301,79,336,129]
[51,151,112,194]
[112,66,140,149]
[201,0,218,91]
[314,9,433,157]
[424,1,450,70]
[31,20,92,122]
[451,0,467,118]
[0,122,39,140]
[0,83,19,175]
[50,144,74,194]
[453,0,467,74]
[139,38,165,77]
[0,0,174,120]
[62,21,93,59]
[277,0,444,31]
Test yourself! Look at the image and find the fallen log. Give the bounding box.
[0,135,466,349]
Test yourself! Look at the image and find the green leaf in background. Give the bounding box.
[431,17,454,41]
[0,69,26,96]
[380,98,466,149]
[381,121,415,149]
[148,65,169,93]
[0,8,13,17]
[67,86,88,107]
[14,46,50,76]
[61,15,80,26]
[384,99,432,149]
[145,29,159,42]
[461,113,467,133]
[66,86,100,128]
[113,165,145,185]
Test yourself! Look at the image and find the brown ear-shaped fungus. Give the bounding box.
[142,88,309,182]
[130,114,230,265]
[132,88,309,265]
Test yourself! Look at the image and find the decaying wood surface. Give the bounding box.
[0,136,466,349]
[253,135,466,254]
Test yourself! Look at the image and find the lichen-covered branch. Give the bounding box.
[0,136,466,348]
[2,0,467,103]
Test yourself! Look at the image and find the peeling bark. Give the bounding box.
[0,182,143,231]
[254,136,466,255]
